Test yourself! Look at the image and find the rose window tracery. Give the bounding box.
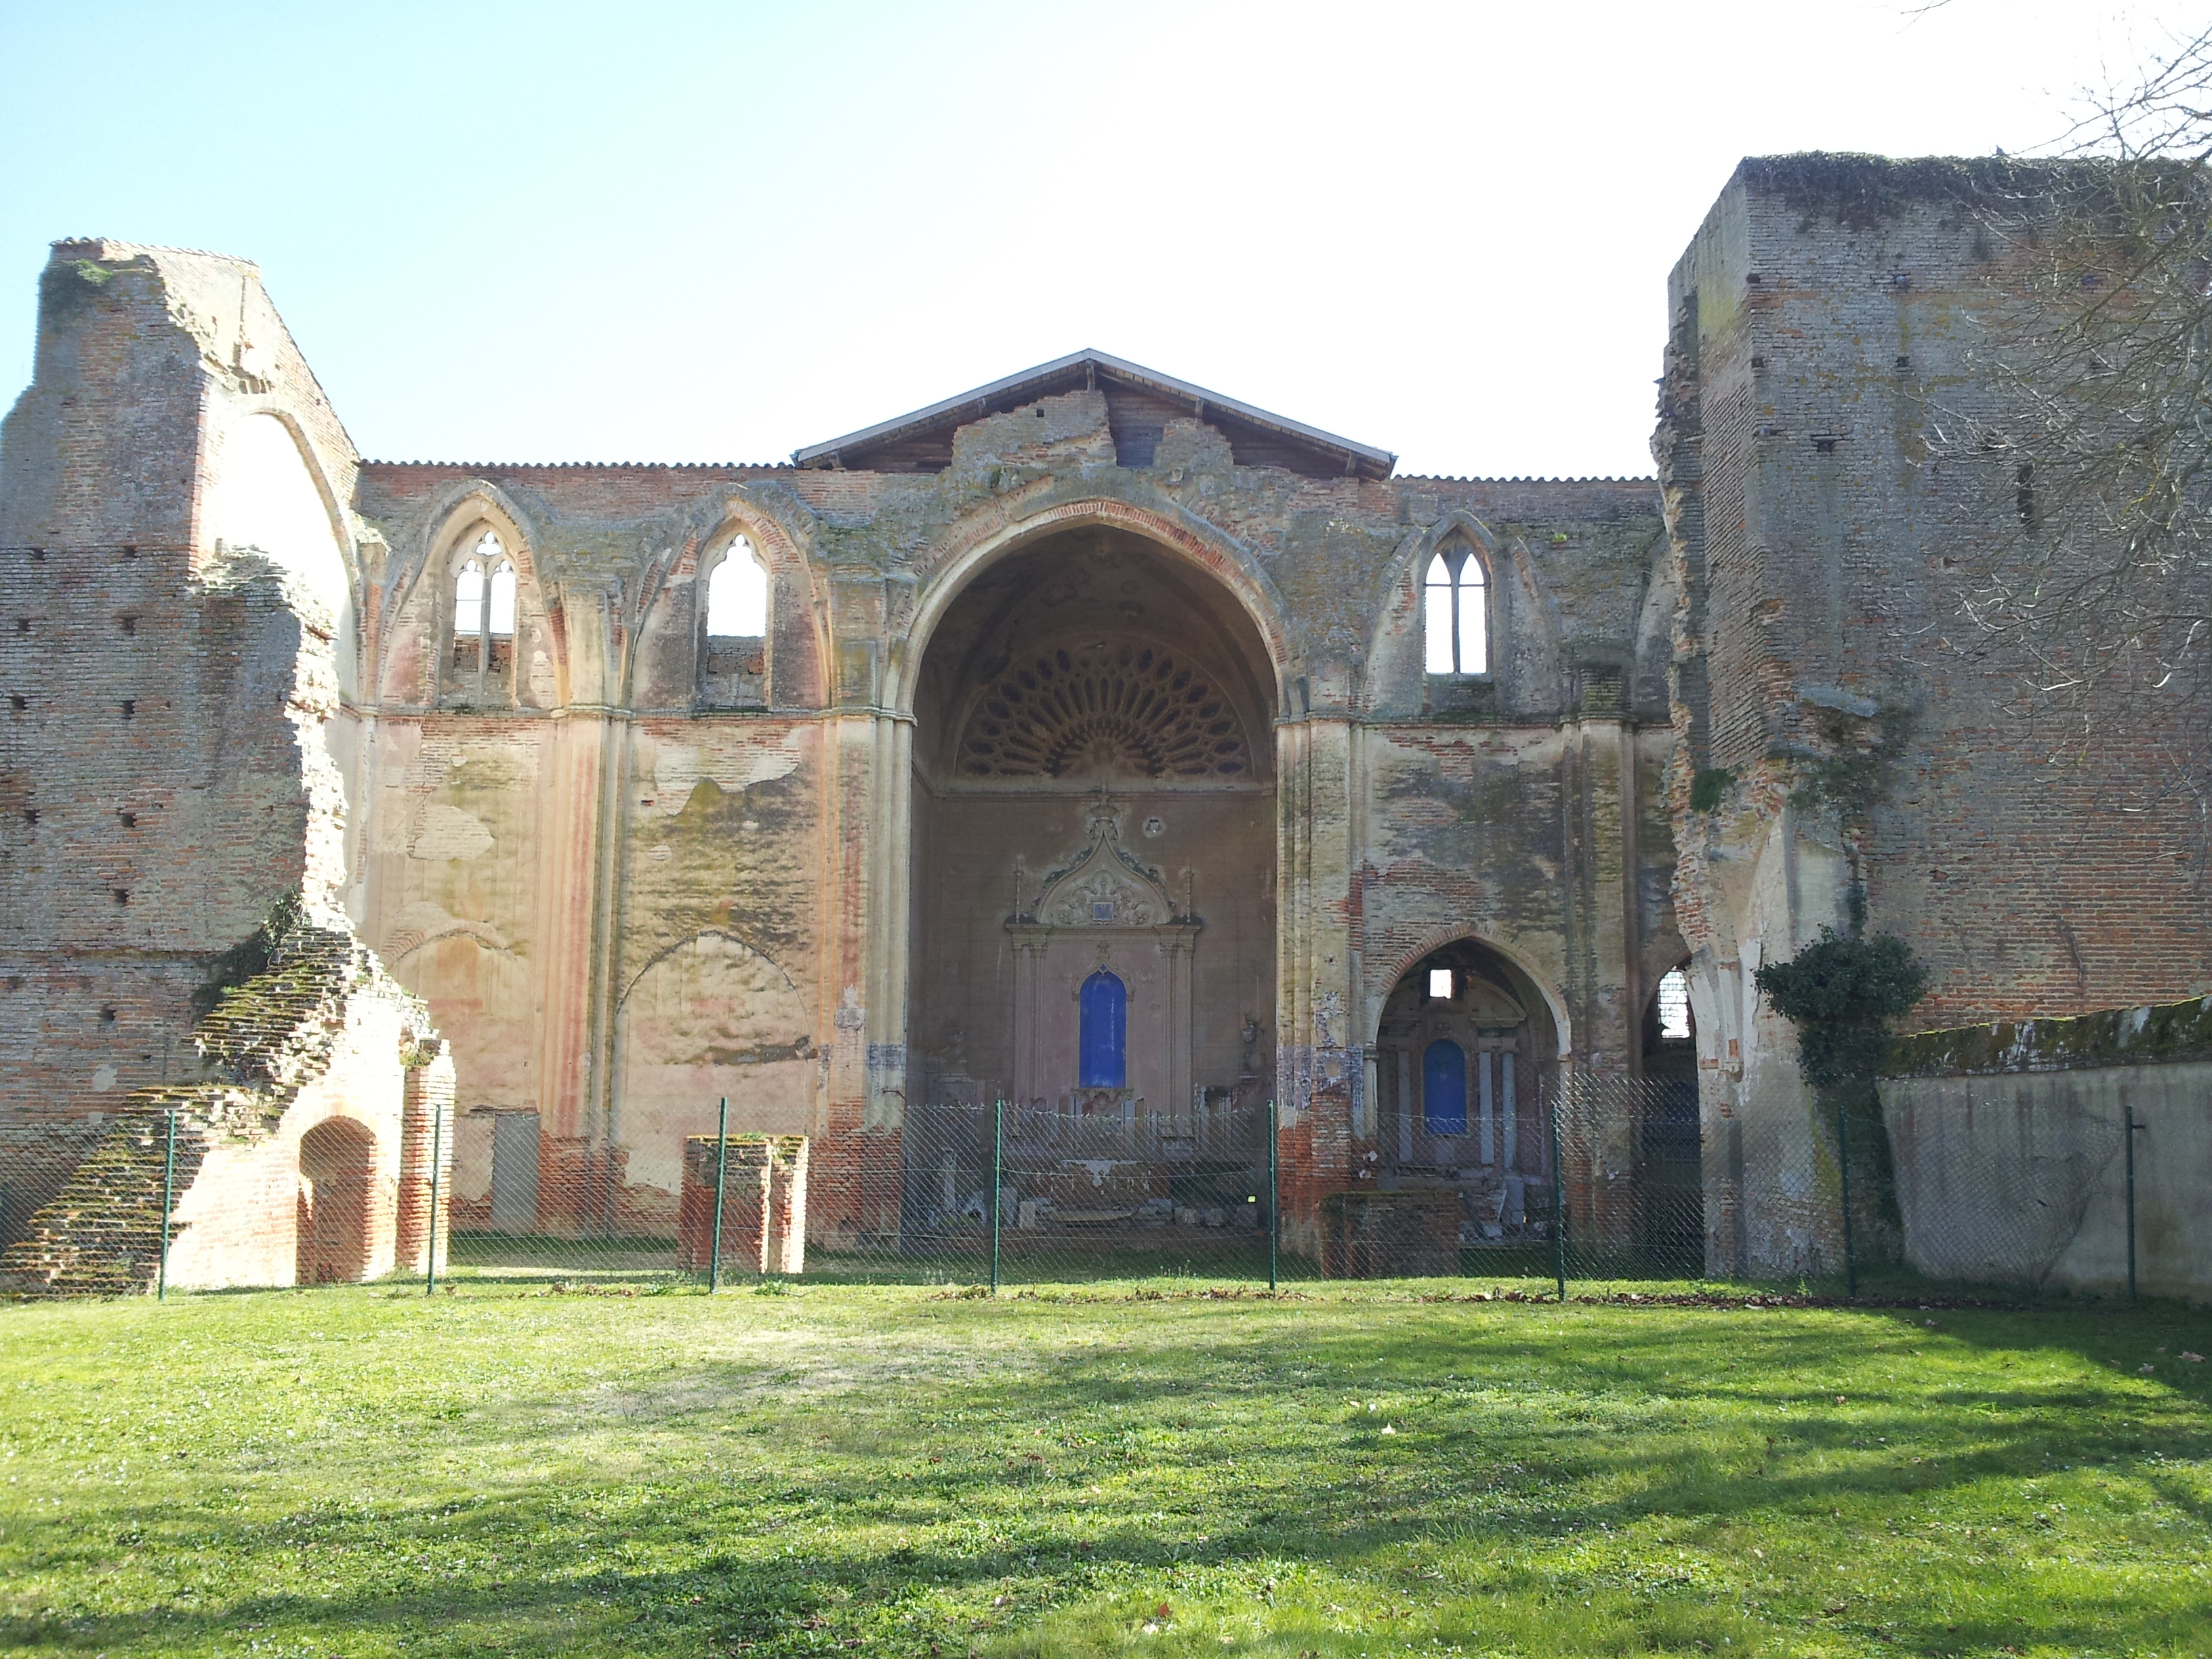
[956,641,1250,779]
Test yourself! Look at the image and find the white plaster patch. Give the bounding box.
[410,804,495,861]
[91,1063,117,1092]
[640,731,804,814]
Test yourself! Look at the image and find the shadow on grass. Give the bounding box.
[9,1297,2210,1657]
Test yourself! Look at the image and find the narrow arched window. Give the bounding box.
[1422,1038,1468,1136]
[1422,546,1488,675]
[1079,971,1127,1088]
[453,558,487,644]
[487,560,516,638]
[450,529,516,701]
[705,534,769,637]
[1657,966,1692,1041]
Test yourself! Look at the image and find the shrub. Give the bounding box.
[1753,928,1928,1086]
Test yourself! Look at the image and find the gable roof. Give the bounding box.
[792,348,1395,480]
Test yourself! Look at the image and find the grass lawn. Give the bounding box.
[3,1283,2208,1658]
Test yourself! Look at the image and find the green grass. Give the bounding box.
[3,1283,2208,1657]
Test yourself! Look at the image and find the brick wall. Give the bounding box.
[1656,156,2212,1277]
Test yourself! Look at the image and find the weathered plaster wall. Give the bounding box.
[1880,995,2212,1298]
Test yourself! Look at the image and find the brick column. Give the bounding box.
[394,1040,455,1275]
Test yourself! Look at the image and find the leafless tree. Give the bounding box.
[1929,24,2212,822]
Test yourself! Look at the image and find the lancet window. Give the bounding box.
[449,529,518,703]
[1422,542,1489,676]
[1656,966,1692,1041]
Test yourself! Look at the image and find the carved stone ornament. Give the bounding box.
[1019,796,1185,929]
[956,639,1250,780]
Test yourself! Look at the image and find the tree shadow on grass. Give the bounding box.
[10,1298,2210,1657]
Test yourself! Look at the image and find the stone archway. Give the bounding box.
[1370,939,1563,1242]
[904,525,1279,1128]
[298,1117,379,1284]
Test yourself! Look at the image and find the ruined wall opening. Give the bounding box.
[1637,958,1703,1258]
[207,412,356,698]
[206,412,362,914]
[296,1115,378,1284]
[445,529,519,706]
[906,526,1279,1141]
[1373,941,1559,1240]
[698,532,770,708]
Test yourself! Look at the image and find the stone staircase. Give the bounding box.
[0,926,434,1298]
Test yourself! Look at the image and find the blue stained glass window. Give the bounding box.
[1080,972,1127,1088]
[1422,1038,1468,1136]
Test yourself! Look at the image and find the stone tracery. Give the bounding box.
[955,640,1249,780]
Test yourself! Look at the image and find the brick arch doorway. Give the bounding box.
[1372,939,1563,1242]
[298,1117,378,1284]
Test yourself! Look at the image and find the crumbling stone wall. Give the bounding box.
[0,925,451,1296]
[0,241,368,1115]
[1654,157,2212,1278]
[0,242,445,1292]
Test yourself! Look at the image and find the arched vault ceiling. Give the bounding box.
[915,528,1276,786]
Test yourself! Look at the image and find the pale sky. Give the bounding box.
[0,1,2198,480]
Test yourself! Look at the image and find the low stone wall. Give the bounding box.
[1318,1188,1460,1278]
[1881,996,2212,1300]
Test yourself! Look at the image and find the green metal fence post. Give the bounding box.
[2125,1109,2141,1305]
[1549,1086,1566,1303]
[709,1097,729,1294]
[1267,1098,1279,1293]
[426,1094,443,1298]
[1836,1094,1858,1299]
[990,1099,1004,1294]
[157,1109,177,1303]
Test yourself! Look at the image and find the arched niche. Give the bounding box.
[905,520,1278,1135]
[431,511,548,709]
[297,1115,380,1285]
[1371,937,1563,1208]
[890,496,1292,723]
[377,487,556,710]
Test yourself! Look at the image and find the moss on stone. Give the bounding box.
[1883,993,2212,1077]
[1740,153,2078,230]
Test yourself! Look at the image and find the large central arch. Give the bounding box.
[887,497,1292,720]
[900,510,1284,1145]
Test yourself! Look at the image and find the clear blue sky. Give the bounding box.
[0,1,2195,479]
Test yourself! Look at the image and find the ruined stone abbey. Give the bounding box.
[4,155,2207,1292]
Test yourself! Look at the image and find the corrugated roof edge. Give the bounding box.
[1397,474,1659,485]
